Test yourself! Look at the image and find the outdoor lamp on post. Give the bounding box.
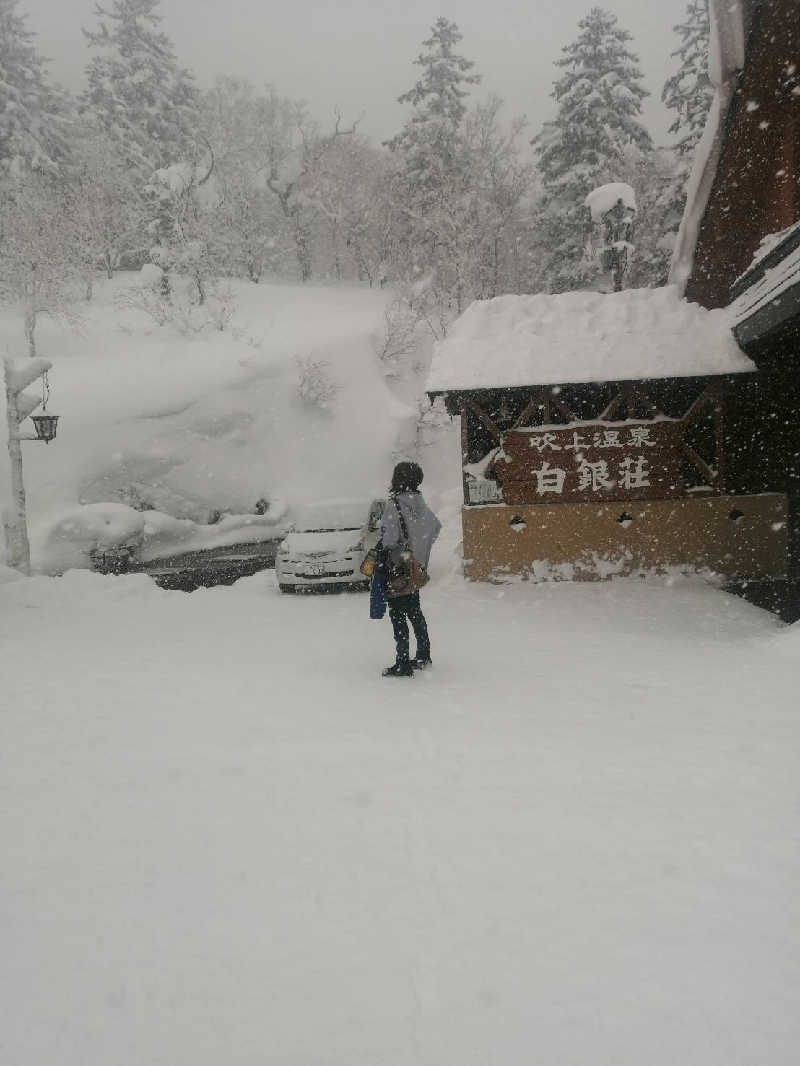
[3,356,60,575]
[31,411,60,443]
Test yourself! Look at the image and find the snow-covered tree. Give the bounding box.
[0,0,72,174]
[145,147,218,306]
[626,147,686,288]
[66,128,146,290]
[265,107,361,283]
[82,0,200,175]
[335,148,399,287]
[386,16,480,191]
[204,79,357,282]
[210,168,288,283]
[386,17,481,312]
[201,78,295,281]
[0,174,85,355]
[532,7,652,292]
[299,133,398,284]
[462,96,533,298]
[662,0,713,158]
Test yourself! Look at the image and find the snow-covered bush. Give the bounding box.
[374,295,420,374]
[203,283,237,332]
[115,269,237,334]
[114,272,172,327]
[295,356,340,410]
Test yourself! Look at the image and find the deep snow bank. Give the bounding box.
[0,278,419,569]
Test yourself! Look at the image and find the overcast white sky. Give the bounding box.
[23,0,690,145]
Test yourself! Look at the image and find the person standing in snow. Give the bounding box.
[380,461,441,677]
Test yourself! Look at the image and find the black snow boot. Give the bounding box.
[382,661,414,677]
[411,657,432,670]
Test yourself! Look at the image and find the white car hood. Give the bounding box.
[283,530,363,558]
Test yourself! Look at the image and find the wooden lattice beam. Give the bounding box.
[466,401,503,443]
[681,441,718,486]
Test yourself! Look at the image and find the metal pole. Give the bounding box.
[3,360,31,574]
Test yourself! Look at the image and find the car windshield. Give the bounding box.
[293,501,371,534]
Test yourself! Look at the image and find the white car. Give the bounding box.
[276,499,385,593]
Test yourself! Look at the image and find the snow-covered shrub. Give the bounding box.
[139,262,164,290]
[203,282,237,332]
[373,279,454,377]
[114,278,172,327]
[415,395,452,451]
[115,273,237,334]
[374,296,419,374]
[295,356,340,411]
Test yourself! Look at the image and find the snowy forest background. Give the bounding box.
[0,0,712,356]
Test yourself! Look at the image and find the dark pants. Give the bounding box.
[388,592,430,664]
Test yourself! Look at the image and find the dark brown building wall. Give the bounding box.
[686,0,800,308]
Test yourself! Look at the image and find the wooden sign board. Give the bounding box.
[496,420,685,505]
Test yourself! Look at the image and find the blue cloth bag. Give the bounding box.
[369,546,387,620]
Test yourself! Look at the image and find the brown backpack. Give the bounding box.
[386,499,429,598]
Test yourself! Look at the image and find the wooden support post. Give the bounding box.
[461,406,470,506]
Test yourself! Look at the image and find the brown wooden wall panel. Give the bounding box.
[462,495,788,581]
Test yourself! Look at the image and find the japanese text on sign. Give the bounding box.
[496,420,684,505]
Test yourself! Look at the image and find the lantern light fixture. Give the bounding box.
[31,413,59,443]
[30,368,59,443]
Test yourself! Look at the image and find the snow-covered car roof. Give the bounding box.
[426,285,754,393]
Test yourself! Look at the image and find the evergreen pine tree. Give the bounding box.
[626,148,685,288]
[386,17,481,311]
[0,0,72,173]
[532,7,652,292]
[662,0,713,158]
[82,0,200,174]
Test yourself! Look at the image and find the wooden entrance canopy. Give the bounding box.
[425,287,787,582]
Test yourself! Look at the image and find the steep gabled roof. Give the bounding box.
[671,0,800,308]
[669,0,751,292]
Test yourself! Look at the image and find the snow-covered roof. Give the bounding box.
[669,0,748,289]
[742,221,800,276]
[426,286,754,393]
[730,223,800,326]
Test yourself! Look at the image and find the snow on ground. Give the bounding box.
[2,536,799,1065]
[2,279,798,1064]
[0,278,416,567]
